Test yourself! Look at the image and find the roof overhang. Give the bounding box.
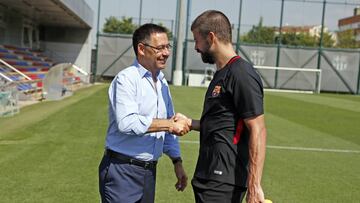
[0,0,93,29]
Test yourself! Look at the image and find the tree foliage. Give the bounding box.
[320,32,335,48]
[241,17,275,44]
[337,30,359,48]
[103,16,137,34]
[102,17,173,39]
[241,17,336,48]
[157,22,173,39]
[278,32,335,48]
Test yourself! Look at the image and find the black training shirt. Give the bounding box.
[194,56,264,187]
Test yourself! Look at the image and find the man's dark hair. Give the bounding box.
[132,23,168,56]
[191,10,232,44]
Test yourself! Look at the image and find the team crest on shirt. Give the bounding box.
[212,85,221,97]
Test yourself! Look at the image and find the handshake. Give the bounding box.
[169,113,193,136]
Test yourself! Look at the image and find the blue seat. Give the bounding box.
[15,61,28,66]
[0,49,9,53]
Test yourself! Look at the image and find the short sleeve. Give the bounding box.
[226,61,264,119]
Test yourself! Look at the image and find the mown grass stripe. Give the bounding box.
[179,140,360,154]
[265,93,360,145]
[0,84,107,139]
[267,92,360,113]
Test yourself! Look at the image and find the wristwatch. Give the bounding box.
[172,157,182,164]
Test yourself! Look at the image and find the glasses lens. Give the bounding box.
[143,43,171,53]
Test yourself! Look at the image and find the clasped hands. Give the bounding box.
[169,113,192,136]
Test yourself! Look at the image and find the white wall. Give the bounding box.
[41,31,92,80]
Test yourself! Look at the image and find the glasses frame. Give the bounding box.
[141,43,172,53]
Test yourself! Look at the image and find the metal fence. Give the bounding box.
[94,0,360,94]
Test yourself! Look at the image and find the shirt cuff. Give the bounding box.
[138,115,153,134]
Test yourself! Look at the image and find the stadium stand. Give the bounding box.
[0,44,54,99]
[0,44,90,101]
[0,0,93,116]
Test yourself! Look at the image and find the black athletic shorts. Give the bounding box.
[191,177,247,203]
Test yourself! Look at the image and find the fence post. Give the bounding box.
[275,0,285,88]
[316,0,326,91]
[181,0,191,85]
[357,52,360,94]
[93,0,101,83]
[235,0,243,55]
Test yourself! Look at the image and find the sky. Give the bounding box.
[84,0,360,47]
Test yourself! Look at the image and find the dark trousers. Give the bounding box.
[192,178,247,203]
[99,153,157,203]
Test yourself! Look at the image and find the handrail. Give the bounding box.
[72,64,89,76]
[0,72,13,82]
[0,59,32,80]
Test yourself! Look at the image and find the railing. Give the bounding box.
[0,58,43,100]
[0,59,32,80]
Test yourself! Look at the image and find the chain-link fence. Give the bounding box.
[94,0,360,94]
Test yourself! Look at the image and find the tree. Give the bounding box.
[157,22,173,39]
[336,30,359,48]
[241,17,275,44]
[321,32,335,48]
[103,16,137,34]
[281,32,317,47]
[278,31,334,48]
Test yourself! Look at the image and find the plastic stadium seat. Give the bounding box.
[0,53,18,59]
[0,48,9,53]
[38,74,45,79]
[3,45,17,49]
[20,67,38,72]
[14,61,29,66]
[33,62,50,66]
[14,50,33,56]
[23,56,41,61]
[27,74,38,80]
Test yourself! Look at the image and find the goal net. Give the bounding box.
[254,66,322,94]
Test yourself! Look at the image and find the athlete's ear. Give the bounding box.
[207,32,216,45]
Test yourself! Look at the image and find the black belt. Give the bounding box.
[105,149,157,170]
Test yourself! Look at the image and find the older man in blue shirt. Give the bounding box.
[99,24,189,203]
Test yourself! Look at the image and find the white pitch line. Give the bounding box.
[179,140,360,154]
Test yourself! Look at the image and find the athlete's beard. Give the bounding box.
[201,51,215,64]
[199,42,215,64]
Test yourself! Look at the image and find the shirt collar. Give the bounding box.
[134,59,165,80]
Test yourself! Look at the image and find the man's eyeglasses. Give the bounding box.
[142,43,172,53]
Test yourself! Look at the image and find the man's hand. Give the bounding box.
[169,113,192,136]
[173,113,192,126]
[246,114,267,203]
[171,113,192,136]
[246,184,265,203]
[174,162,188,191]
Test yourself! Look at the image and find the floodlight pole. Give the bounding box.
[235,0,243,54]
[182,0,191,85]
[139,0,143,25]
[275,0,284,88]
[93,0,101,83]
[316,0,326,93]
[357,52,360,94]
[173,0,187,86]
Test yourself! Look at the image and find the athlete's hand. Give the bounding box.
[174,162,188,191]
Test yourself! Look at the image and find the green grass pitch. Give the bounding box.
[0,84,359,202]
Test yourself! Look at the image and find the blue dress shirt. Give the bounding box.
[105,60,180,161]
